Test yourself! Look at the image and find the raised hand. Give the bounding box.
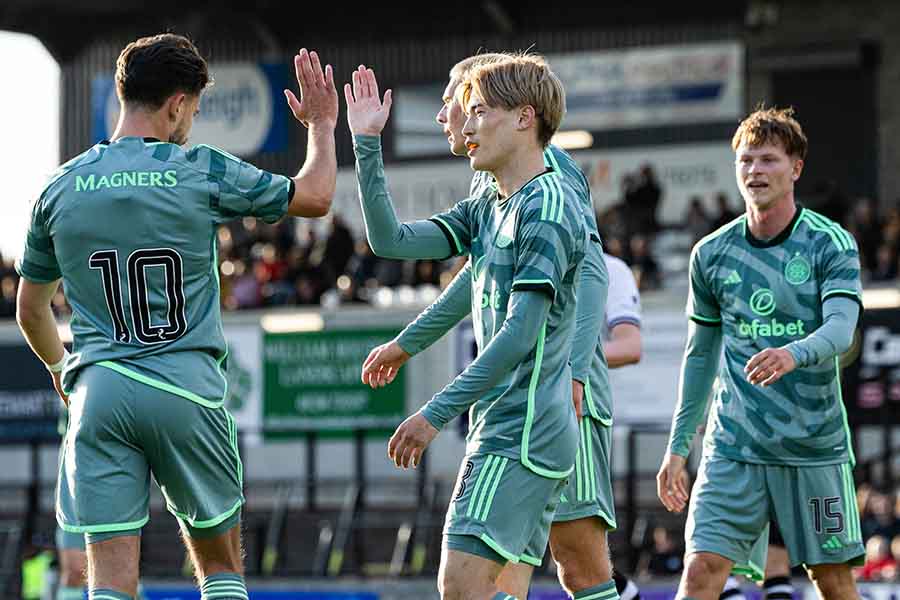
[284,48,338,128]
[344,65,393,136]
[361,340,410,388]
[744,347,797,387]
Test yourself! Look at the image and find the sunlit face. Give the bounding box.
[435,78,468,156]
[461,91,519,173]
[735,141,803,211]
[169,94,201,146]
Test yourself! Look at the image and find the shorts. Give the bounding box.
[687,454,864,569]
[57,364,244,541]
[444,453,565,566]
[553,417,616,528]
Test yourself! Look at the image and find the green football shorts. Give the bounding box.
[687,454,864,569]
[56,364,244,541]
[444,453,565,566]
[553,416,616,528]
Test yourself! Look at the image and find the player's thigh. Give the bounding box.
[554,418,616,530]
[58,366,151,534]
[496,561,533,600]
[767,462,864,568]
[136,392,244,539]
[685,455,770,566]
[444,453,564,566]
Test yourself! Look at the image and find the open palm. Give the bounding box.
[344,65,393,136]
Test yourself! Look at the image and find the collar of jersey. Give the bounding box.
[496,167,555,206]
[98,136,162,145]
[744,204,802,248]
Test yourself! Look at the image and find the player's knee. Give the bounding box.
[553,542,610,592]
[60,552,87,587]
[683,553,730,585]
[806,564,852,599]
[439,568,492,600]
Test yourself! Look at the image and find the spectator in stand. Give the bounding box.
[846,197,882,274]
[710,192,739,230]
[627,164,661,236]
[630,234,661,291]
[684,195,711,245]
[323,213,355,285]
[862,490,900,541]
[857,535,895,581]
[639,526,684,579]
[871,243,898,282]
[0,275,16,318]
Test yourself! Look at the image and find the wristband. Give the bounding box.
[47,350,70,373]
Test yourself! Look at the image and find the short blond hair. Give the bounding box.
[463,53,565,147]
[732,106,808,159]
[449,53,507,82]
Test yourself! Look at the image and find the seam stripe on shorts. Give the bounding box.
[576,421,587,502]
[581,418,591,502]
[474,456,503,520]
[467,456,496,519]
[479,457,508,521]
[586,419,597,500]
[844,464,860,542]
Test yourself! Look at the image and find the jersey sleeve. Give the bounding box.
[686,244,721,326]
[605,255,641,328]
[510,176,583,301]
[15,194,61,283]
[429,198,476,257]
[191,144,292,224]
[819,225,863,305]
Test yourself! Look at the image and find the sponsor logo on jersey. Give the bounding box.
[785,253,812,285]
[75,170,178,192]
[738,318,806,340]
[738,288,806,339]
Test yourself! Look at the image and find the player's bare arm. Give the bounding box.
[16,278,68,405]
[284,48,339,218]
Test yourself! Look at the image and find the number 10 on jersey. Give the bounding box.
[89,248,187,344]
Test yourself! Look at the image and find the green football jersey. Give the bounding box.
[470,145,612,423]
[16,136,292,407]
[687,208,862,466]
[430,169,587,478]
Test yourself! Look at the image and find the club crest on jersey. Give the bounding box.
[785,254,812,285]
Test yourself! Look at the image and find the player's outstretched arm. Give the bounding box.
[361,262,473,389]
[747,296,859,387]
[283,49,338,218]
[346,67,460,260]
[16,279,68,405]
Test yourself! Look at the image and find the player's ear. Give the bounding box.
[517,105,536,131]
[792,157,804,181]
[166,93,188,122]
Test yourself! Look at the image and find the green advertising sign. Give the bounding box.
[263,328,405,439]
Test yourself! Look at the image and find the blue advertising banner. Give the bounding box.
[92,63,288,156]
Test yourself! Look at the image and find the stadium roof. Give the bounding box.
[1,1,747,62]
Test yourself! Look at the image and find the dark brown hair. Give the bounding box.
[115,33,210,109]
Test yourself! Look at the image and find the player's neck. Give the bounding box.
[490,147,546,200]
[110,108,171,143]
[745,195,798,240]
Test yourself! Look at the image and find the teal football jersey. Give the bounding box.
[470,145,612,423]
[432,169,587,477]
[16,137,292,406]
[687,208,862,466]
